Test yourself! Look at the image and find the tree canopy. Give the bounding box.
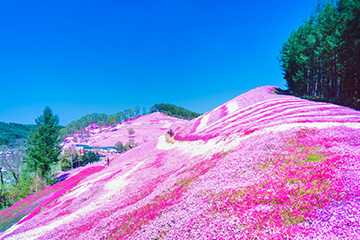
[0,122,35,145]
[279,0,360,110]
[25,107,61,183]
[151,103,201,120]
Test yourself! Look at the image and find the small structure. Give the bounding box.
[74,144,116,153]
[75,144,94,151]
[99,146,117,153]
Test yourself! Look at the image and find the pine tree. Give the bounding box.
[25,107,61,184]
[279,0,360,109]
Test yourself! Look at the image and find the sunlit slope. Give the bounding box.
[62,112,188,149]
[175,86,360,141]
[1,86,359,239]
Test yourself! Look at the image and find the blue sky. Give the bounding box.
[0,0,318,125]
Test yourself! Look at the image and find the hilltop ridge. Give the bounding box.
[1,86,360,239]
[62,112,188,150]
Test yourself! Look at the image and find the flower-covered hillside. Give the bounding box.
[62,112,188,149]
[1,86,360,239]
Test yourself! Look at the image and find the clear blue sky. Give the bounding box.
[0,0,318,125]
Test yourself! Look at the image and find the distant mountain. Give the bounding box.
[151,103,201,120]
[0,122,36,145]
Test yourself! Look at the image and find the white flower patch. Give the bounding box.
[115,124,124,129]
[110,134,123,137]
[102,161,144,198]
[226,101,239,114]
[4,222,49,240]
[64,180,93,200]
[156,133,241,158]
[162,122,172,128]
[196,114,210,132]
[156,135,176,151]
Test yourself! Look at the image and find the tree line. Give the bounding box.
[0,122,35,145]
[1,107,61,210]
[60,150,100,172]
[151,103,201,120]
[279,0,360,109]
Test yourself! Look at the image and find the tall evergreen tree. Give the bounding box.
[279,0,360,109]
[25,107,61,183]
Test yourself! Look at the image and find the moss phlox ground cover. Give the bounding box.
[1,86,359,239]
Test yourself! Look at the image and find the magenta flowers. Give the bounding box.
[1,86,359,239]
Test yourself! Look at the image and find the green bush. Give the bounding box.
[5,173,48,209]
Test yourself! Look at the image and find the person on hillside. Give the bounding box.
[165,129,175,144]
[167,129,174,137]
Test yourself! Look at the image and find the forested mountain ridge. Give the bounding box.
[0,122,36,145]
[279,0,360,110]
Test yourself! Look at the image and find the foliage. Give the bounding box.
[59,149,76,172]
[0,122,35,146]
[7,174,48,207]
[125,139,137,149]
[82,151,100,166]
[128,128,135,135]
[0,146,24,188]
[115,141,125,153]
[25,107,62,184]
[151,103,201,120]
[0,142,29,210]
[1,169,48,211]
[279,0,360,110]
[61,151,100,171]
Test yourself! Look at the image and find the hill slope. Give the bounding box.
[62,112,188,150]
[1,86,360,239]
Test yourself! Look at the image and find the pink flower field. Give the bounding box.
[1,86,359,239]
[62,112,188,150]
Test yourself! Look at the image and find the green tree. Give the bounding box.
[151,103,201,120]
[128,128,135,136]
[82,151,100,166]
[142,107,148,115]
[115,141,125,152]
[25,107,61,184]
[134,106,140,117]
[279,0,360,109]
